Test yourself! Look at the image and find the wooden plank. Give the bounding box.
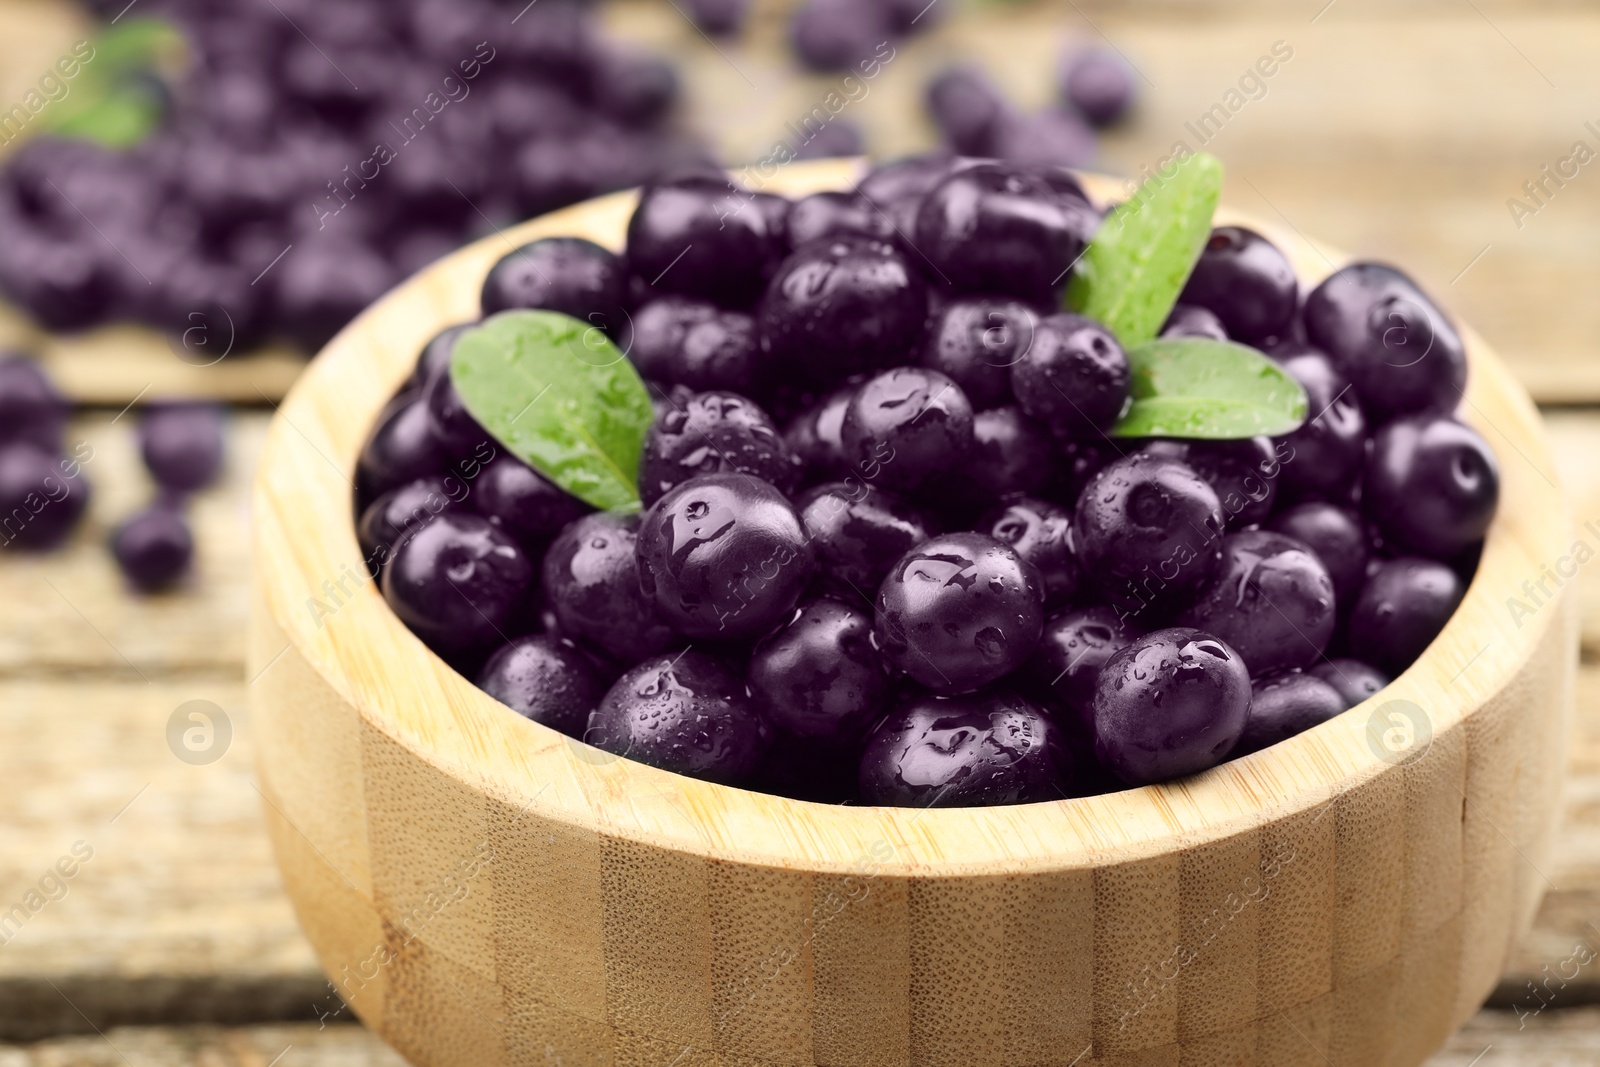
[0,1024,406,1067]
[0,412,263,677]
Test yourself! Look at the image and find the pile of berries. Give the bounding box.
[0,350,222,591]
[0,0,704,350]
[357,154,1497,807]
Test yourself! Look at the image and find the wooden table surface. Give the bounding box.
[3,0,1600,1062]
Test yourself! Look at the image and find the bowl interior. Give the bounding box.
[252,158,1570,876]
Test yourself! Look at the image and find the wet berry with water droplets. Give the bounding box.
[840,367,974,491]
[797,481,932,598]
[1073,452,1224,622]
[478,633,608,736]
[858,688,1070,807]
[1023,604,1138,725]
[919,297,1035,411]
[626,175,780,307]
[1267,501,1368,608]
[1160,303,1228,342]
[358,475,464,561]
[587,650,769,785]
[1090,627,1250,785]
[981,496,1079,608]
[874,531,1045,694]
[473,454,591,548]
[639,391,800,507]
[624,296,762,397]
[480,236,627,330]
[542,512,678,664]
[748,596,890,744]
[381,512,534,662]
[636,472,815,641]
[1010,313,1129,442]
[1177,530,1336,676]
[1271,345,1367,502]
[1141,437,1280,529]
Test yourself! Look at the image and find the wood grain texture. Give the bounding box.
[249,160,1575,1066]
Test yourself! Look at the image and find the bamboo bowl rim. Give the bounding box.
[252,158,1570,877]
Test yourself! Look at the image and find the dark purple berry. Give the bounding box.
[788,0,892,72]
[840,367,974,491]
[748,596,890,743]
[1347,557,1464,677]
[358,475,465,561]
[477,633,608,736]
[480,237,627,331]
[982,497,1079,608]
[626,175,779,307]
[683,0,750,35]
[858,689,1068,807]
[914,162,1089,306]
[1177,530,1335,676]
[874,531,1044,694]
[783,381,856,479]
[639,391,800,506]
[636,473,815,641]
[410,323,475,390]
[1160,303,1228,342]
[1059,47,1136,127]
[757,235,928,386]
[1178,228,1299,345]
[797,481,931,599]
[542,512,679,664]
[473,454,591,547]
[1090,627,1250,785]
[625,296,761,396]
[1310,658,1390,710]
[1237,670,1345,755]
[1303,262,1467,422]
[272,237,398,351]
[944,406,1056,515]
[422,361,493,455]
[784,192,896,248]
[925,65,1010,156]
[1364,415,1498,561]
[1024,604,1137,723]
[1141,437,1281,529]
[1271,346,1367,501]
[0,442,89,550]
[381,512,534,660]
[1266,501,1368,608]
[588,651,769,785]
[356,396,446,505]
[989,108,1097,169]
[791,119,865,160]
[1010,313,1129,441]
[1073,452,1224,621]
[111,502,193,592]
[139,400,225,493]
[0,354,67,450]
[591,46,678,127]
[919,297,1036,411]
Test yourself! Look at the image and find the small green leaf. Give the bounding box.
[1111,338,1308,439]
[450,310,652,512]
[87,17,187,75]
[43,77,164,147]
[1068,151,1224,346]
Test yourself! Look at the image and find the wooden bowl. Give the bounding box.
[250,160,1575,1067]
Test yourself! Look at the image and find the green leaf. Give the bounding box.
[43,77,164,148]
[1111,338,1308,439]
[86,17,186,75]
[1067,151,1224,346]
[450,310,652,512]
